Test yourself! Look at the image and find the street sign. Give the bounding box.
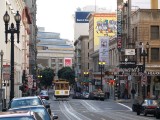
[3,65,10,80]
[125,49,135,55]
[119,61,136,68]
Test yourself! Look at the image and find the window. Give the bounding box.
[151,48,159,61]
[151,26,159,39]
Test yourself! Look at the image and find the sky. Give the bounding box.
[36,0,157,41]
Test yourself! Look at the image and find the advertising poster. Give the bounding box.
[64,58,72,67]
[75,12,90,23]
[99,36,109,64]
[94,13,117,51]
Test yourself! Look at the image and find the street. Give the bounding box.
[48,91,157,120]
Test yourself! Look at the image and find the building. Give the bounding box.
[24,0,38,80]
[0,0,34,99]
[74,11,90,87]
[118,0,160,99]
[37,27,74,79]
[87,13,117,92]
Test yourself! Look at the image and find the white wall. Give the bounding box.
[74,23,89,40]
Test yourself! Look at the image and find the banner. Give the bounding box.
[64,58,72,67]
[28,75,33,88]
[99,36,109,64]
[94,13,117,51]
[3,65,10,80]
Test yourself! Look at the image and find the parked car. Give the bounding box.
[39,90,49,100]
[136,98,158,116]
[2,96,51,115]
[42,99,51,115]
[89,89,105,101]
[81,91,89,99]
[8,105,58,120]
[72,92,82,99]
[0,111,43,120]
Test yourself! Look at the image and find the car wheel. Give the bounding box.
[137,111,140,115]
[143,111,147,116]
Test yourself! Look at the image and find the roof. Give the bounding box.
[0,111,34,118]
[12,96,40,100]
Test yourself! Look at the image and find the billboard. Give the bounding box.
[99,36,109,64]
[117,5,122,51]
[64,58,72,67]
[94,13,117,51]
[75,12,90,23]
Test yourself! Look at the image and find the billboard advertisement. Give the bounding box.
[64,58,72,67]
[75,12,90,23]
[94,13,117,51]
[117,5,122,51]
[99,36,109,64]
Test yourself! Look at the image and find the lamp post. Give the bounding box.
[83,72,89,92]
[3,11,21,101]
[139,42,149,99]
[38,75,42,89]
[98,62,106,91]
[0,50,4,89]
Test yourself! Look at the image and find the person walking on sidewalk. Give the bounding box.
[131,88,136,99]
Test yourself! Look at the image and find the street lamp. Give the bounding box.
[0,50,4,89]
[38,75,42,78]
[83,72,89,92]
[139,42,149,99]
[98,62,106,91]
[3,11,21,101]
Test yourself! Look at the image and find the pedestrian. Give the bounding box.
[124,88,128,99]
[131,88,136,99]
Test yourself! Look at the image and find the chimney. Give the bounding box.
[151,0,158,9]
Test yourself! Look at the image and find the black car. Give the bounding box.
[0,111,43,120]
[8,105,58,120]
[3,96,51,115]
[136,98,158,116]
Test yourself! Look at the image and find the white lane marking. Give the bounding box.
[82,100,97,111]
[59,103,72,120]
[63,102,83,120]
[117,103,132,111]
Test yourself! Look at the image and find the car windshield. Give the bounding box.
[143,99,158,106]
[0,116,34,120]
[10,107,51,120]
[10,98,43,108]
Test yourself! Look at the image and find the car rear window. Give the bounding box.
[143,99,158,106]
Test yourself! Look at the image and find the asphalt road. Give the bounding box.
[48,91,157,120]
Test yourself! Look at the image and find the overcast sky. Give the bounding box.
[36,0,158,40]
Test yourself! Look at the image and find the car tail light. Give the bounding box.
[147,106,156,109]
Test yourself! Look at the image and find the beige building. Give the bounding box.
[37,28,74,79]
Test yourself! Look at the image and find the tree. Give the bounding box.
[40,68,55,87]
[58,67,75,85]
